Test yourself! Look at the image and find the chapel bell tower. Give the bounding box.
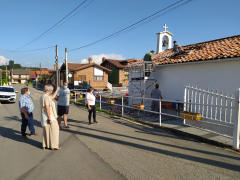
[156,24,173,53]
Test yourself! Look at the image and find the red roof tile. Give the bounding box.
[101,59,139,68]
[153,35,240,65]
[64,63,111,72]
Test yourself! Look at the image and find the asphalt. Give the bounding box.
[0,84,240,180]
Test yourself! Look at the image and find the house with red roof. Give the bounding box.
[101,58,138,86]
[60,57,111,89]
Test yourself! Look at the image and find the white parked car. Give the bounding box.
[0,86,18,103]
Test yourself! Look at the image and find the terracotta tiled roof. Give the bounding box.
[67,63,86,71]
[101,59,138,68]
[12,69,29,75]
[29,69,55,75]
[153,35,240,65]
[65,63,111,72]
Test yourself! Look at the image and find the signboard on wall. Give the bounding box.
[74,81,79,86]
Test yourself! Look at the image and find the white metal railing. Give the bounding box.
[184,85,235,124]
[72,90,182,126]
[184,85,240,149]
[72,89,240,149]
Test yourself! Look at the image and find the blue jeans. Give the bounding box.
[21,112,35,136]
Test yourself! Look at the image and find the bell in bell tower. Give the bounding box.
[156,24,173,53]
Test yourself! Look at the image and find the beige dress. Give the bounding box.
[40,93,59,149]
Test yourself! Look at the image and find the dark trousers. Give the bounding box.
[21,112,35,136]
[151,101,160,112]
[87,105,96,123]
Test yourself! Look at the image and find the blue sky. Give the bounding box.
[0,0,239,68]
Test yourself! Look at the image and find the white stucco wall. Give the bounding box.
[152,59,240,101]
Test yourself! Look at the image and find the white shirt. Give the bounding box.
[86,92,95,105]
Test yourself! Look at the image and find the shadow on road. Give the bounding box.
[69,123,240,162]
[0,126,42,149]
[61,121,240,172]
[4,116,42,128]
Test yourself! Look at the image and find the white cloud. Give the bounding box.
[0,56,9,66]
[80,54,125,64]
[80,58,88,64]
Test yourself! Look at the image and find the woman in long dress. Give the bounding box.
[40,85,60,150]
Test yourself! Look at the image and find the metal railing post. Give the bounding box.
[74,91,76,103]
[159,99,162,126]
[233,88,240,149]
[100,94,102,110]
[183,86,187,125]
[122,95,124,117]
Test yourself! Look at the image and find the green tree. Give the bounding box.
[0,71,9,85]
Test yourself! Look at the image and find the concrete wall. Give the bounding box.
[152,59,240,101]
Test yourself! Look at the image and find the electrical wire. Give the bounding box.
[18,0,91,49]
[69,0,193,52]
[4,45,55,53]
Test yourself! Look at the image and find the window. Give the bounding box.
[94,76,103,80]
[78,75,86,81]
[94,67,103,80]
[0,87,14,92]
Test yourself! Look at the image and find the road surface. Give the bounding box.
[0,84,239,180]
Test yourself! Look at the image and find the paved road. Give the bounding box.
[0,84,240,180]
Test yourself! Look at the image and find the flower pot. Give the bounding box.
[180,111,201,120]
[133,104,144,109]
[162,102,173,109]
[108,100,115,104]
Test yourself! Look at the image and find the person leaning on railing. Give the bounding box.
[151,83,163,114]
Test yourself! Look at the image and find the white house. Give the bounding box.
[128,25,240,103]
[11,69,30,84]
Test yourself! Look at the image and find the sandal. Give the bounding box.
[64,125,70,128]
[51,147,61,150]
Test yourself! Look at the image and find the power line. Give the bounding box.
[0,45,55,53]
[69,0,193,52]
[18,0,91,49]
[12,46,55,53]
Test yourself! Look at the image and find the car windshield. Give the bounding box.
[0,87,14,92]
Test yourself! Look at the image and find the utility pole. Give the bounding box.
[6,63,7,85]
[55,45,59,87]
[65,48,68,83]
[0,69,2,86]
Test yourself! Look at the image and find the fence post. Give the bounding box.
[122,95,124,117]
[159,99,162,126]
[74,91,76,103]
[233,88,240,149]
[183,86,187,125]
[100,94,102,110]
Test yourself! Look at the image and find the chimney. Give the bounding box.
[88,57,93,64]
[102,57,106,64]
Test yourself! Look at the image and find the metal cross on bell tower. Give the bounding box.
[163,24,168,32]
